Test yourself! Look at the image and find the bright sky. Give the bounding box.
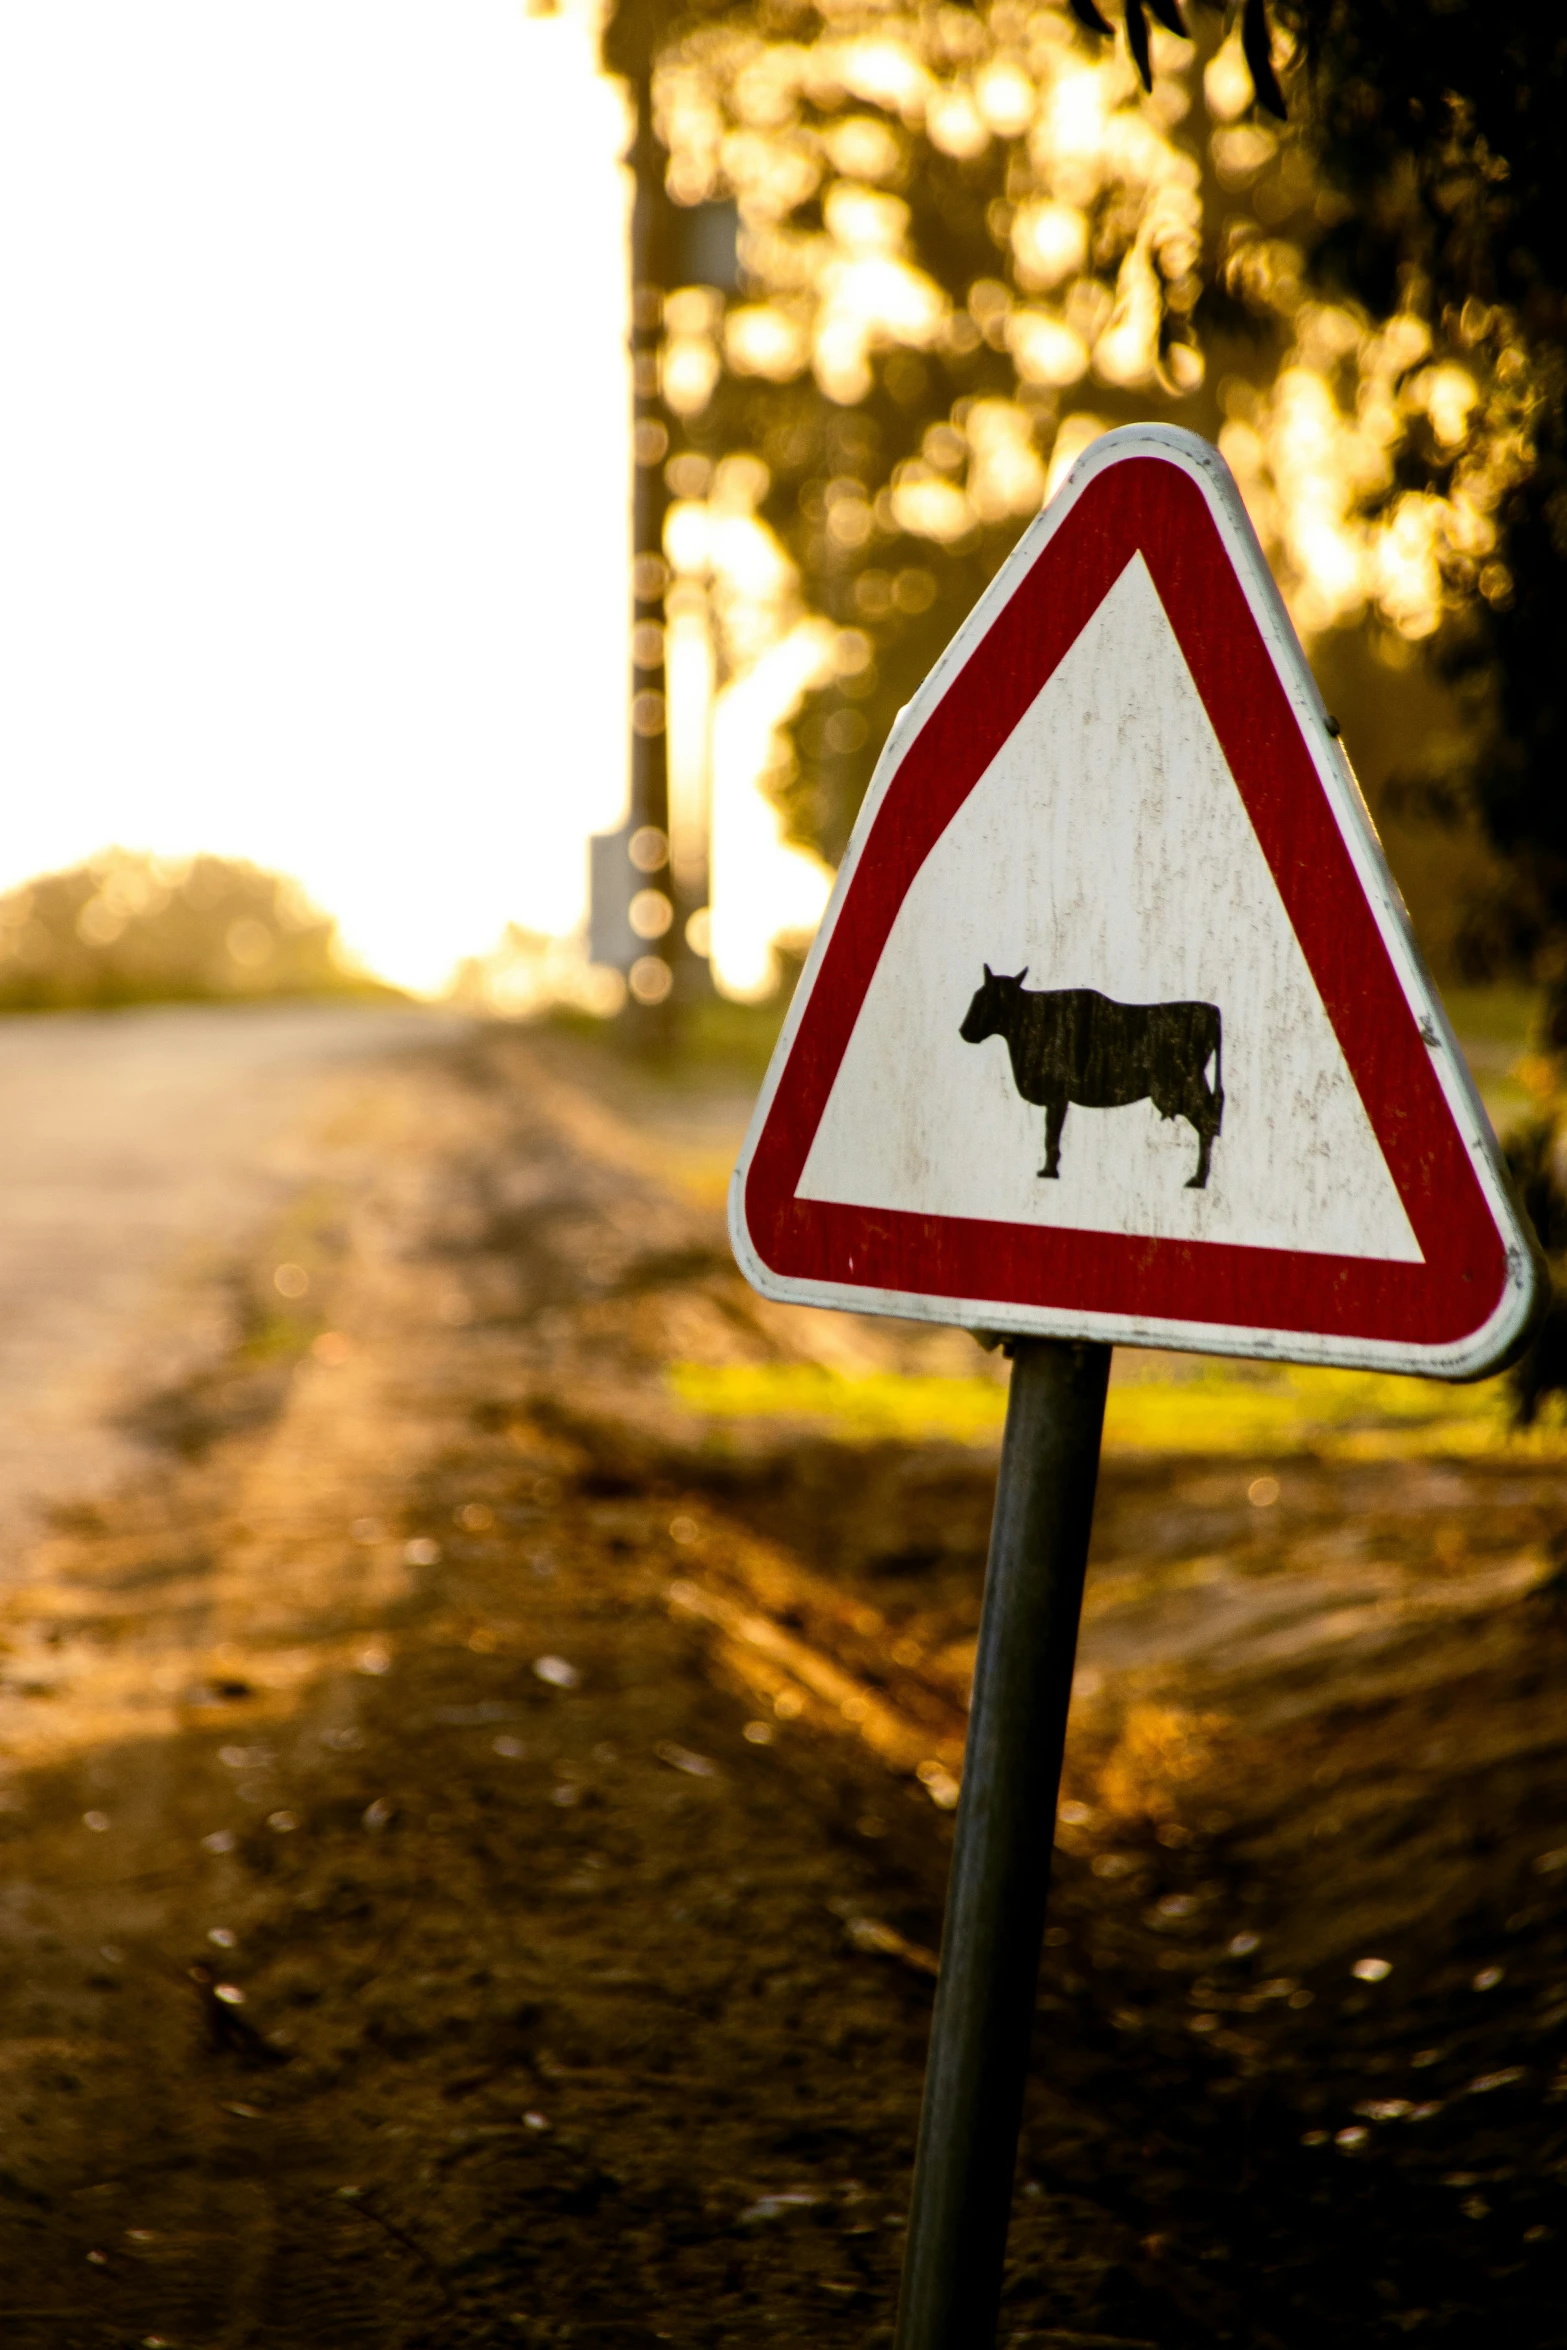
[0,2,637,993]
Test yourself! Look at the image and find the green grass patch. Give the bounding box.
[668,1360,1009,1445]
[544,992,791,1084]
[667,1356,1567,1461]
[1102,1364,1545,1461]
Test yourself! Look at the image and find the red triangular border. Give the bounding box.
[739,443,1524,1363]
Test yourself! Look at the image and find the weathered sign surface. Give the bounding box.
[731,425,1539,1378]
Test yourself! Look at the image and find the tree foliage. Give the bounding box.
[0,851,378,1013]
[623,0,1542,927]
[648,1,1272,865]
[1269,2,1567,999]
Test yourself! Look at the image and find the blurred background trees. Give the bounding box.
[1277,0,1567,1009]
[607,0,1564,1003]
[0,851,380,1012]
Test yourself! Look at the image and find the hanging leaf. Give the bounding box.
[1241,0,1287,119]
[1067,0,1117,39]
[1124,0,1153,92]
[1068,0,1287,120]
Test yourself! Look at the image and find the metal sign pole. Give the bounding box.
[893,1336,1112,2350]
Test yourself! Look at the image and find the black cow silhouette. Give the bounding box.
[959,966,1225,1189]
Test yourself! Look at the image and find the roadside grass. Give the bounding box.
[667,1353,1567,1461]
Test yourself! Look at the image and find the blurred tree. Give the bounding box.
[614,0,1518,890]
[596,0,1567,1013]
[647,0,1224,864]
[0,851,381,1013]
[1264,3,1567,1009]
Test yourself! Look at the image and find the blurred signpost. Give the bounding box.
[729,426,1541,2349]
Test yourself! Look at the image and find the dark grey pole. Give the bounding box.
[893,1336,1112,2350]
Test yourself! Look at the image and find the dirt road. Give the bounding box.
[0,1014,1562,2347]
[0,1001,466,1563]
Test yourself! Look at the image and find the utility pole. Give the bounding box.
[594,0,736,1039]
[626,40,678,1030]
[593,0,679,1044]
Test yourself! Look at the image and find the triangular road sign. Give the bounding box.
[731,425,1540,1376]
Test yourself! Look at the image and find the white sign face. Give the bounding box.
[730,427,1540,1378]
[797,553,1420,1267]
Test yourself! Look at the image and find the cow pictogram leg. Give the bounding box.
[1184,1089,1221,1188]
[1040,1096,1067,1178]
